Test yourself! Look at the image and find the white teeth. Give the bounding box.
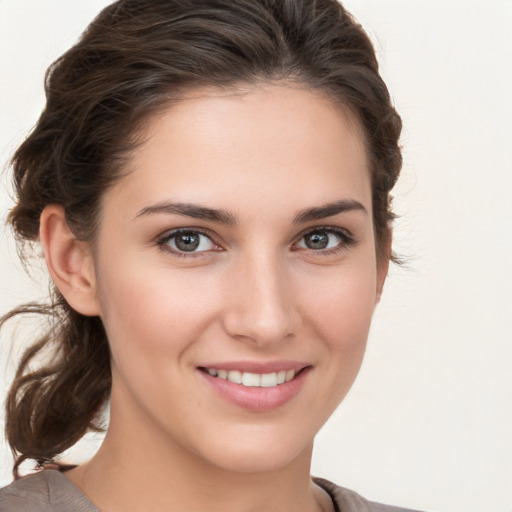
[242,372,261,387]
[205,368,298,387]
[227,370,242,384]
[261,372,278,387]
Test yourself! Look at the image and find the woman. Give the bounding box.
[0,0,418,510]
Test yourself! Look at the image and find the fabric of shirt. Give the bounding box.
[0,469,424,511]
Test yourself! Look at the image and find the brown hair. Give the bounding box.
[2,0,402,476]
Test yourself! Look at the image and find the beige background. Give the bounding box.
[1,1,511,511]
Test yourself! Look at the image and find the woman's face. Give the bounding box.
[92,83,388,473]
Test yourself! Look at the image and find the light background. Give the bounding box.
[0,1,511,511]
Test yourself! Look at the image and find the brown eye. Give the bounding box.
[164,231,215,253]
[303,231,330,249]
[296,228,354,252]
[175,232,200,251]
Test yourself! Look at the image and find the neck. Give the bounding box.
[67,394,327,512]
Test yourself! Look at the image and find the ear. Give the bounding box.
[375,229,392,304]
[39,205,100,316]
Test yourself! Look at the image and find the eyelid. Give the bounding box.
[156,227,222,256]
[155,225,356,258]
[294,225,355,242]
[292,225,357,253]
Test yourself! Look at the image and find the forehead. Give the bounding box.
[104,83,371,218]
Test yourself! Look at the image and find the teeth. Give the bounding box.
[242,372,261,387]
[261,372,278,387]
[227,370,242,384]
[205,368,297,387]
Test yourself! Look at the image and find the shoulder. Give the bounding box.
[0,470,97,512]
[0,471,52,512]
[314,477,427,512]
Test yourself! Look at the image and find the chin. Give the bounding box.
[191,430,314,475]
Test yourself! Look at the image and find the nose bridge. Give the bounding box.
[223,249,297,345]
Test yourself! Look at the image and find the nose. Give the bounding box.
[222,254,299,347]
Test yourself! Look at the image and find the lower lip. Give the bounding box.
[199,368,311,412]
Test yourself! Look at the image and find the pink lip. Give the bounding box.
[197,362,312,412]
[199,360,309,373]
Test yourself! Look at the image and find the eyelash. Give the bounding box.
[156,226,357,258]
[156,228,219,259]
[293,226,357,256]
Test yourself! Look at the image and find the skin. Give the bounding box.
[41,83,389,512]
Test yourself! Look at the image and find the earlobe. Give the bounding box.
[39,205,100,316]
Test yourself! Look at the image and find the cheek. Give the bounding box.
[95,256,221,366]
[282,262,379,436]
[299,262,378,352]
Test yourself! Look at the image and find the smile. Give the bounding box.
[203,368,296,388]
[198,362,311,411]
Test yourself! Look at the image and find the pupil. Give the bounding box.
[306,231,328,249]
[176,233,200,251]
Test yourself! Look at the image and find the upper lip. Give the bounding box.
[198,360,311,374]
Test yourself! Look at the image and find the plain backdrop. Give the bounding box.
[0,1,511,511]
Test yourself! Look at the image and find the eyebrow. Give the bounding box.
[135,201,237,225]
[293,199,367,224]
[135,199,366,225]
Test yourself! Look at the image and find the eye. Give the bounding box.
[296,228,354,252]
[159,229,217,254]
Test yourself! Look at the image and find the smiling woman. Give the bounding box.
[77,86,382,480]
[0,1,416,511]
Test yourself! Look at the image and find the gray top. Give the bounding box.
[0,470,424,511]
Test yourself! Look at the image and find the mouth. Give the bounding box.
[199,367,301,388]
[197,363,311,411]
